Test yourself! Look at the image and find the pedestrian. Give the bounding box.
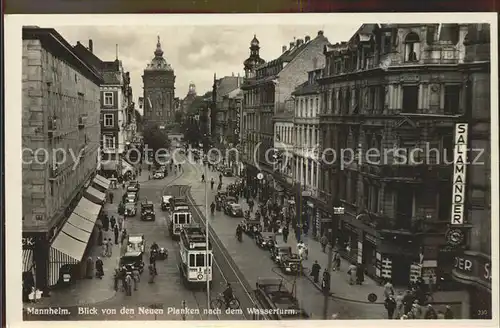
[132,270,139,291]
[102,239,108,257]
[211,178,214,190]
[118,216,124,231]
[121,229,128,245]
[219,173,222,184]
[412,301,422,318]
[113,268,120,291]
[109,191,114,204]
[107,238,113,257]
[444,305,454,319]
[384,295,397,319]
[150,252,157,271]
[95,257,104,279]
[402,290,414,315]
[86,256,94,279]
[122,182,125,189]
[333,252,341,271]
[133,266,140,283]
[97,227,103,246]
[395,291,404,318]
[110,216,116,229]
[424,304,438,319]
[114,225,119,244]
[320,234,328,253]
[347,263,357,285]
[201,174,205,182]
[384,280,395,298]
[310,261,321,283]
[321,270,331,295]
[282,225,289,243]
[148,264,156,283]
[356,264,364,285]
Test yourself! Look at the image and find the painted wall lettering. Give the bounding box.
[451,123,468,225]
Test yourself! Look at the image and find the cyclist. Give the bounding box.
[223,283,234,308]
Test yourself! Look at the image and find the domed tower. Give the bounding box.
[188,82,196,96]
[142,36,176,127]
[243,34,265,78]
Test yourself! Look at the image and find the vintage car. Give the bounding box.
[125,191,138,204]
[119,251,145,274]
[226,203,244,217]
[153,170,165,179]
[124,202,137,217]
[255,232,276,249]
[127,235,145,252]
[280,253,303,274]
[223,167,233,177]
[140,201,156,221]
[128,180,140,191]
[215,191,228,203]
[161,195,173,211]
[241,218,262,234]
[223,197,238,213]
[270,244,292,264]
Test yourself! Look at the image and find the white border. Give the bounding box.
[5,12,499,328]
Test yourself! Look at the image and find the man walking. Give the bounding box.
[310,261,321,283]
[113,225,119,244]
[320,234,328,253]
[282,225,289,243]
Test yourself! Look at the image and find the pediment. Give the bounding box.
[394,116,417,130]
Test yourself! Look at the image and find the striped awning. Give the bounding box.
[84,186,106,205]
[48,231,87,286]
[23,249,34,272]
[93,174,111,190]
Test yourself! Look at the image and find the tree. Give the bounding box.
[143,123,171,160]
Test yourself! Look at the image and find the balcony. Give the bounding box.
[422,47,460,65]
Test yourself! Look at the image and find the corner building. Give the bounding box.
[142,36,176,127]
[317,23,491,309]
[22,27,109,294]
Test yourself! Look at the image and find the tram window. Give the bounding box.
[208,254,212,266]
[189,254,195,267]
[178,214,186,224]
[195,254,205,267]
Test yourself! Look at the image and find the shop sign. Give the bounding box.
[445,228,465,247]
[452,252,492,290]
[451,123,468,225]
[22,233,44,250]
[364,233,377,245]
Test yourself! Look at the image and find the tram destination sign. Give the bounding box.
[451,123,468,225]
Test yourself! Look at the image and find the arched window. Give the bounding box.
[337,90,342,115]
[404,32,420,62]
[344,89,351,115]
[330,90,336,113]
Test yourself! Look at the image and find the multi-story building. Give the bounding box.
[142,36,176,128]
[181,82,198,114]
[287,68,323,236]
[214,73,243,149]
[219,87,243,173]
[73,40,136,178]
[317,23,491,312]
[241,31,329,201]
[22,27,106,293]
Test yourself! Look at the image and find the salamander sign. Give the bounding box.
[451,123,468,225]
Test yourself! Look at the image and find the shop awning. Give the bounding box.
[23,249,34,272]
[67,212,95,234]
[61,221,91,245]
[48,234,86,287]
[84,186,106,204]
[93,174,111,190]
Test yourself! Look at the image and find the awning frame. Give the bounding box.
[23,249,34,272]
[84,185,106,205]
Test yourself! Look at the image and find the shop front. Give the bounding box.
[338,221,360,264]
[362,232,378,278]
[452,251,492,319]
[22,232,48,300]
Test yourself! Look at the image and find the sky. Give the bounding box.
[55,24,360,110]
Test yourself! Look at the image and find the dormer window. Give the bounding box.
[404,32,420,62]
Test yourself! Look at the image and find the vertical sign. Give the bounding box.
[451,123,468,225]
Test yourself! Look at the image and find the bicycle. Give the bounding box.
[210,293,240,310]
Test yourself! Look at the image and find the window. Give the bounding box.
[444,85,460,115]
[350,172,358,204]
[377,86,386,114]
[103,114,114,127]
[195,254,205,267]
[189,254,195,267]
[404,32,420,62]
[402,86,419,113]
[371,187,379,213]
[104,135,114,149]
[362,181,370,209]
[103,92,114,106]
[157,111,162,116]
[442,135,454,163]
[309,99,313,116]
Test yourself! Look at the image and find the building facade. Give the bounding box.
[241,31,329,202]
[214,74,243,149]
[22,27,107,293]
[288,68,323,237]
[142,36,176,128]
[317,24,491,313]
[73,40,136,178]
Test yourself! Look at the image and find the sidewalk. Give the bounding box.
[25,189,124,308]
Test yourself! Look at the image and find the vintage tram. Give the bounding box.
[168,209,192,239]
[178,224,213,289]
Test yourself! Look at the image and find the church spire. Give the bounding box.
[154,35,163,57]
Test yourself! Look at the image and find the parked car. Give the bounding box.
[140,201,156,221]
[270,244,292,264]
[161,195,173,211]
[124,202,137,217]
[241,218,262,234]
[128,180,140,190]
[226,203,244,217]
[280,253,303,274]
[223,198,238,215]
[255,231,276,249]
[125,191,138,204]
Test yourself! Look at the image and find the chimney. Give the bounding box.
[305,35,311,42]
[289,41,295,49]
[282,45,287,53]
[297,39,304,46]
[88,39,93,53]
[318,30,324,36]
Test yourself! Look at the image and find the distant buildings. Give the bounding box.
[142,36,176,128]
[22,27,109,294]
[213,73,243,148]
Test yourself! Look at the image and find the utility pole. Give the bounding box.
[322,126,344,320]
